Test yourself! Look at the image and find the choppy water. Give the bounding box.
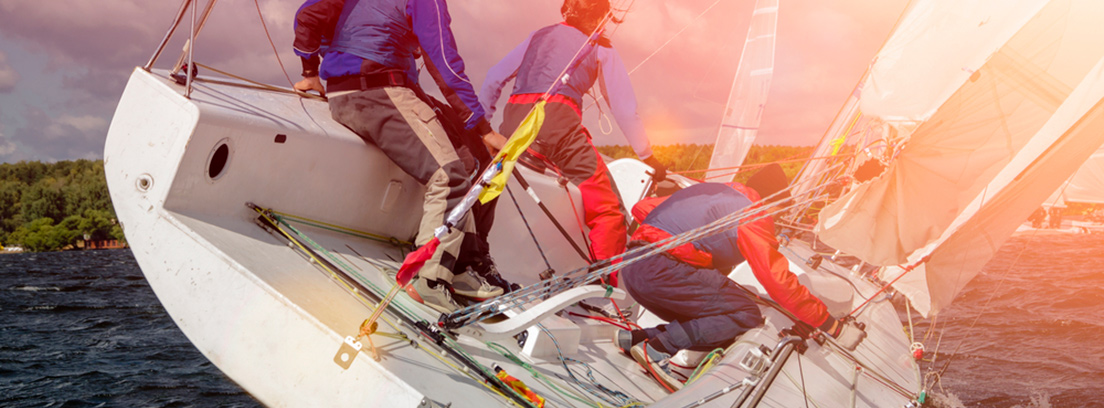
[0,250,256,407]
[1,234,1102,407]
[919,233,1104,408]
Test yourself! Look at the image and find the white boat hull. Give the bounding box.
[105,68,920,407]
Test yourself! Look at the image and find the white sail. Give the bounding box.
[859,0,1050,123]
[791,0,1047,209]
[882,56,1104,316]
[1062,145,1104,204]
[817,0,1104,266]
[704,0,777,181]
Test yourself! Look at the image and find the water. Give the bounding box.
[0,250,256,407]
[1,234,1102,407]
[917,233,1104,408]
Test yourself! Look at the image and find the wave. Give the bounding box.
[8,286,61,292]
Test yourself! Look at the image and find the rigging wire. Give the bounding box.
[444,164,848,328]
[506,184,554,271]
[583,0,726,112]
[926,221,1052,390]
[253,0,295,89]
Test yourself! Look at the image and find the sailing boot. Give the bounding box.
[631,342,683,392]
[472,257,520,293]
[410,278,461,315]
[613,329,646,354]
[450,271,504,299]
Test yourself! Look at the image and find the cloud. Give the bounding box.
[10,108,107,161]
[0,0,908,162]
[0,50,18,93]
[0,129,15,157]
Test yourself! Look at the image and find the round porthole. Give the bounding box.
[206,139,232,181]
[136,174,154,192]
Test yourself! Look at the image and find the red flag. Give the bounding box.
[395,237,440,286]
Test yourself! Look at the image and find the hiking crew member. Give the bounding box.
[292,0,508,314]
[480,0,667,262]
[614,165,867,390]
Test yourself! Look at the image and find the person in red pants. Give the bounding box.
[480,0,666,262]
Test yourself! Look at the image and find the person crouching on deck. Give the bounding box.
[292,0,510,314]
[613,164,867,391]
[479,0,668,263]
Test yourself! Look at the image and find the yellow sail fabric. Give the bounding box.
[478,101,545,203]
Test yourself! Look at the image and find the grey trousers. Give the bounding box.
[329,86,475,283]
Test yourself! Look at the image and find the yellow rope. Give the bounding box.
[268,208,413,246]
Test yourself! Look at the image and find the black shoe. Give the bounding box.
[473,257,518,293]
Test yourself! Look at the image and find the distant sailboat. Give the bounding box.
[703,0,777,181]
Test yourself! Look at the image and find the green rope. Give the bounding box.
[486,342,606,408]
[685,348,725,385]
[257,206,539,408]
[272,210,412,246]
[270,212,422,319]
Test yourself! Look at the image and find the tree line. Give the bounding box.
[596,144,816,183]
[0,160,123,252]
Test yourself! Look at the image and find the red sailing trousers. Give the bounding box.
[500,95,627,261]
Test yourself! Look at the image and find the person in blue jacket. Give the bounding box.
[291,0,508,314]
[616,165,867,391]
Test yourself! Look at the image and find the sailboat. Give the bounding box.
[102,0,1104,406]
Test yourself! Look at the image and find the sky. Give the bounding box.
[0,0,907,163]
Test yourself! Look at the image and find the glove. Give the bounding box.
[642,156,668,182]
[831,319,867,351]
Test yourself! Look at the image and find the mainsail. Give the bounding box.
[814,0,1104,315]
[703,0,777,181]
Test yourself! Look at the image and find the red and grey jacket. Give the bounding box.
[630,182,837,331]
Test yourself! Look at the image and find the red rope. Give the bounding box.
[566,311,632,331]
[848,256,930,316]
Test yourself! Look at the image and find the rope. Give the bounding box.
[253,205,539,408]
[513,169,593,263]
[848,256,929,317]
[927,226,1044,388]
[582,0,725,113]
[684,348,724,384]
[194,62,326,101]
[252,0,295,89]
[446,160,852,328]
[444,172,840,328]
[538,325,641,407]
[267,208,412,246]
[506,185,554,271]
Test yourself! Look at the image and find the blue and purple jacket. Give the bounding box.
[293,0,491,134]
[480,23,653,159]
[631,183,836,331]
